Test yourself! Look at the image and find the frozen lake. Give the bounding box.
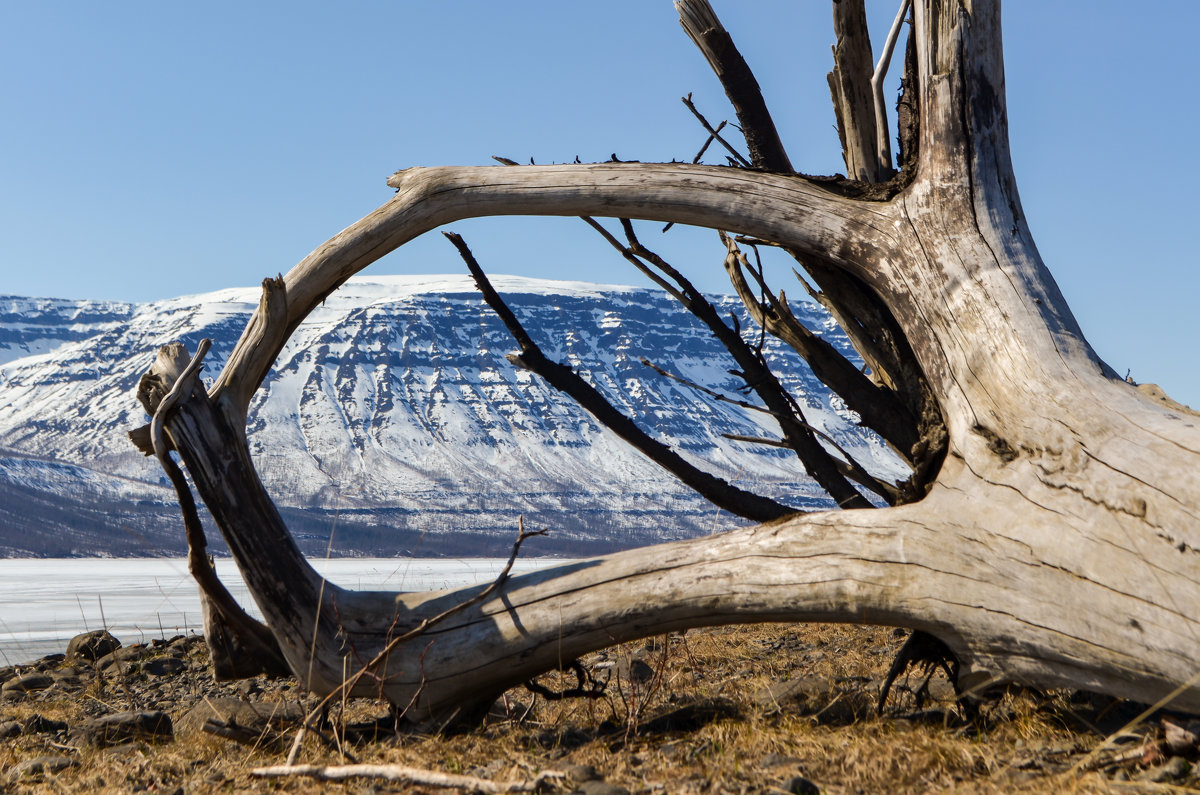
[0,557,569,666]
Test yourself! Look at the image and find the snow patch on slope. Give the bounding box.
[0,274,905,554]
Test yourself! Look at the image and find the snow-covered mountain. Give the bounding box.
[0,275,904,557]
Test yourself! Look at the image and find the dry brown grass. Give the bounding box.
[2,623,1194,793]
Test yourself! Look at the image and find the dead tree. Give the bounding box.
[132,0,1200,726]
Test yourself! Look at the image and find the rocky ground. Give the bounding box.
[1,623,1197,793]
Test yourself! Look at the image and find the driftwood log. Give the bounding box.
[132,0,1200,726]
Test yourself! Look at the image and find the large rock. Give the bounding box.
[81,711,173,747]
[66,629,121,661]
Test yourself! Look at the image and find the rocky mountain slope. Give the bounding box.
[0,275,904,557]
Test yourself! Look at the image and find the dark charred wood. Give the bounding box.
[676,0,793,173]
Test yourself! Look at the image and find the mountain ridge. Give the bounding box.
[0,274,903,557]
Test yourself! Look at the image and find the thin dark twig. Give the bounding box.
[722,433,897,502]
[734,235,783,248]
[640,357,771,415]
[681,93,752,167]
[724,235,920,466]
[722,433,790,449]
[747,241,769,357]
[677,0,934,482]
[692,117,728,164]
[580,217,686,304]
[525,660,606,701]
[447,231,797,522]
[286,519,547,763]
[584,220,878,504]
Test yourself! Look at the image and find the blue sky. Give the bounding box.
[1,2,1197,406]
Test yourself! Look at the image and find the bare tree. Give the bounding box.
[132,0,1200,727]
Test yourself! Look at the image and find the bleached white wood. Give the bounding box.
[252,763,562,792]
[872,0,911,171]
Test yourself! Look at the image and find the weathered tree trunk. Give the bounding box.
[134,0,1200,725]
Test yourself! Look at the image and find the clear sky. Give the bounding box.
[2,2,1197,406]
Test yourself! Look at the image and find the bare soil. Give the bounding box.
[1,623,1196,793]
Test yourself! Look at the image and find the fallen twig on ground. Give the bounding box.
[251,763,564,792]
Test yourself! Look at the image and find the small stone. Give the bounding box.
[1140,756,1191,783]
[66,630,122,661]
[82,710,173,747]
[1,673,54,694]
[761,753,802,768]
[168,635,199,653]
[142,657,187,676]
[22,714,69,735]
[7,755,78,780]
[0,720,21,738]
[95,644,148,670]
[175,697,303,735]
[34,653,66,669]
[621,658,655,684]
[235,678,262,696]
[781,776,821,795]
[577,781,630,795]
[562,763,599,782]
[49,676,84,693]
[1164,719,1200,754]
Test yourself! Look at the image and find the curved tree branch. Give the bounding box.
[211,162,901,414]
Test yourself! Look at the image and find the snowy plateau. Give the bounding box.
[0,275,905,557]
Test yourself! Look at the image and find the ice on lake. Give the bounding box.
[0,557,568,666]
